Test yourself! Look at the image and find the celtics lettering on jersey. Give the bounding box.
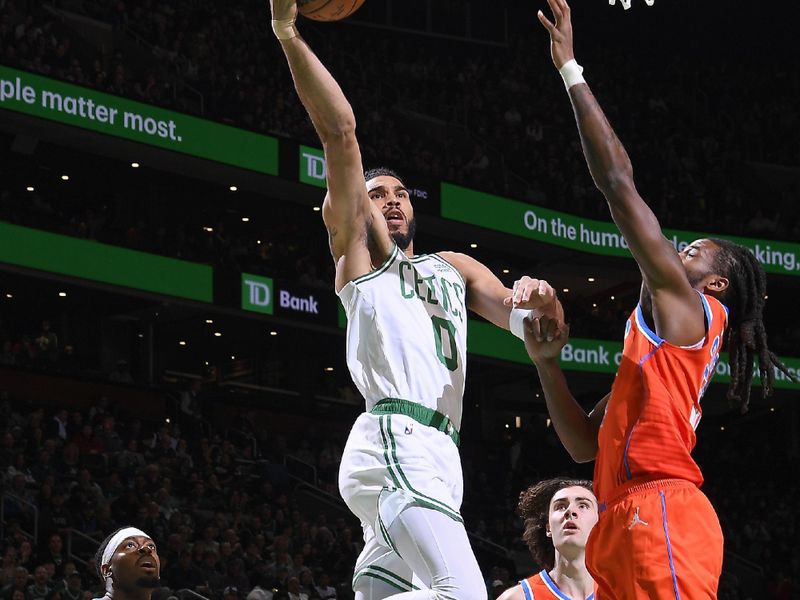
[398,261,466,323]
[399,255,466,373]
[337,246,467,426]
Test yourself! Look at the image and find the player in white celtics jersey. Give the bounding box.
[269,1,565,598]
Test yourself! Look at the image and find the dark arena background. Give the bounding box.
[1,0,798,599]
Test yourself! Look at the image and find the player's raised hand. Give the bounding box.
[537,0,575,69]
[523,316,570,364]
[504,276,557,310]
[270,0,298,21]
[270,0,298,39]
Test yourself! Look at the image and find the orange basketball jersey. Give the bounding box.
[593,293,728,507]
[520,570,595,600]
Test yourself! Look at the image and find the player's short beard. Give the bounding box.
[391,218,417,251]
[135,576,161,589]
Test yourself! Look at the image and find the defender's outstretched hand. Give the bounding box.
[537,0,575,69]
[524,316,569,364]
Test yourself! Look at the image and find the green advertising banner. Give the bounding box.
[0,222,212,302]
[0,66,278,175]
[442,183,800,277]
[467,320,800,390]
[241,273,274,314]
[299,145,327,188]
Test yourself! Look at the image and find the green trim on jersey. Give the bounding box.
[353,244,400,284]
[378,416,464,523]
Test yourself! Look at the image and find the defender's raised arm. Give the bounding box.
[538,0,705,346]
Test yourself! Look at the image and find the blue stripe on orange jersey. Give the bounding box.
[593,293,728,505]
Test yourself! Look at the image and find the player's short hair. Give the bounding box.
[364,167,405,187]
[518,478,593,571]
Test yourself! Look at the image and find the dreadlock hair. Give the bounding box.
[709,238,794,413]
[518,478,593,571]
[364,167,405,186]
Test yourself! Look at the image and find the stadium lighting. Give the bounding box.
[58,292,67,297]
[269,331,278,336]
[214,332,222,337]
[179,341,187,346]
[61,175,69,181]
[229,186,238,192]
[26,186,34,192]
[588,277,595,282]
[205,319,213,324]
[241,217,250,222]
[131,162,140,168]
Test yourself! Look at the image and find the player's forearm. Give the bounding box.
[533,357,598,463]
[568,83,634,197]
[279,37,357,142]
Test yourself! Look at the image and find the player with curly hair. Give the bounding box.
[498,479,597,600]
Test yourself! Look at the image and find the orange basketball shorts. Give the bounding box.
[586,479,723,600]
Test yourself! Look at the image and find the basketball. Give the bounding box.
[298,0,365,21]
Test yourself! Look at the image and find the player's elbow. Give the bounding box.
[567,440,598,464]
[571,451,596,464]
[596,169,635,197]
[320,120,357,145]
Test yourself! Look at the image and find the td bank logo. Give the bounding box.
[242,274,274,314]
[299,145,327,188]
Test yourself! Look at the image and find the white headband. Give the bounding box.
[101,527,150,591]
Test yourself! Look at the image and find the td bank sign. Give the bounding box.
[242,274,274,314]
[241,273,323,319]
[299,145,327,188]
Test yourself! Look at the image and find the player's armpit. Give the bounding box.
[588,392,610,437]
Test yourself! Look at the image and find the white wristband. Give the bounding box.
[510,308,531,341]
[558,59,585,90]
[272,18,298,40]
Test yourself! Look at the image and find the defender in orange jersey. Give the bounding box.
[517,0,795,598]
[498,479,597,600]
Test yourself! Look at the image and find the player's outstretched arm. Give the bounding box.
[440,253,564,330]
[524,315,607,463]
[270,0,375,262]
[538,0,705,345]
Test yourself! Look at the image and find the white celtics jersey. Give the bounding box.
[337,245,468,430]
